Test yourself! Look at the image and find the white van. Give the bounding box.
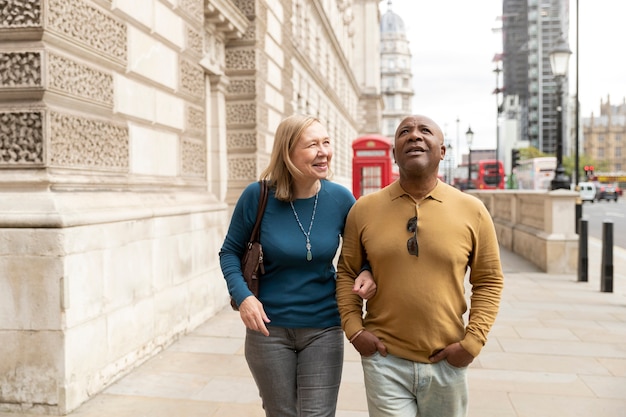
[579,182,596,203]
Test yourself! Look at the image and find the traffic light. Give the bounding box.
[584,165,594,178]
[511,149,520,168]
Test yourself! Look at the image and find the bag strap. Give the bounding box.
[249,180,269,242]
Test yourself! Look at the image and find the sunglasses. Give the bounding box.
[407,216,418,256]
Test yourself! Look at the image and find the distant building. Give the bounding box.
[501,0,570,155]
[380,1,413,138]
[583,96,626,172]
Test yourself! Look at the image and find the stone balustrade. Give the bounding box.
[468,189,579,273]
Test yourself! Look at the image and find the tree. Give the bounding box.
[563,154,608,182]
[518,146,545,160]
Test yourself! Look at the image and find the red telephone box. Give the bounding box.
[352,135,395,199]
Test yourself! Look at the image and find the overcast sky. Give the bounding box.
[383,0,626,158]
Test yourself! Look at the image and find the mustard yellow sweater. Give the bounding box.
[337,180,504,363]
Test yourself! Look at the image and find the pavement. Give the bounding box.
[2,238,625,417]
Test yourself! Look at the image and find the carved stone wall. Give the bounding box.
[232,0,255,17]
[186,26,204,56]
[46,0,127,63]
[0,0,219,188]
[227,78,256,96]
[180,59,206,100]
[49,111,128,169]
[0,1,42,28]
[225,48,256,71]
[0,0,249,414]
[227,131,256,150]
[48,53,114,106]
[226,102,256,125]
[0,51,41,87]
[186,105,206,134]
[0,111,44,165]
[228,155,257,179]
[220,0,377,198]
[181,0,204,19]
[182,137,207,176]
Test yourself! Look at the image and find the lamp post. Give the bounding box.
[549,35,572,190]
[575,0,582,233]
[446,142,454,184]
[494,63,503,189]
[466,126,474,190]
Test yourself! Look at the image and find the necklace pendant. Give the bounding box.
[290,192,318,263]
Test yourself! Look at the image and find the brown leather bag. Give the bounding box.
[231,180,269,310]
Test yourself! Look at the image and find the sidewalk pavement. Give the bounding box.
[1,239,625,417]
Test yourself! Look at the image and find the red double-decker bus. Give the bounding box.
[454,159,505,190]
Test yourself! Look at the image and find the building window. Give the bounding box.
[386,119,396,136]
[616,134,622,142]
[598,135,604,143]
[598,148,604,158]
[616,147,622,157]
[402,96,410,111]
[384,96,394,109]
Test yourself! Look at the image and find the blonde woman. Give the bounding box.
[220,114,375,417]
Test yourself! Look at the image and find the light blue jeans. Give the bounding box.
[362,352,468,417]
[245,326,344,417]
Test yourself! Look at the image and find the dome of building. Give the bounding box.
[380,2,405,34]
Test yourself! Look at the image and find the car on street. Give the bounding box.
[579,182,596,203]
[595,183,619,201]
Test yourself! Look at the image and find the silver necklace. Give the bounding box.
[289,191,319,261]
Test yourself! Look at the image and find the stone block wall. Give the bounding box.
[1,212,228,409]
[0,0,246,413]
[0,191,229,414]
[470,189,579,273]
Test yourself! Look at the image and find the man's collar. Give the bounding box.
[389,179,445,203]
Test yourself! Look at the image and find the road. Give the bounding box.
[580,197,626,249]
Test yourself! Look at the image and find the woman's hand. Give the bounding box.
[238,296,271,336]
[353,269,377,299]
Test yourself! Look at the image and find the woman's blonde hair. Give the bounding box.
[260,114,330,201]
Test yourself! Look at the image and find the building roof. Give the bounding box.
[380,2,405,34]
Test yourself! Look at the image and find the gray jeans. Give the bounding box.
[245,325,344,417]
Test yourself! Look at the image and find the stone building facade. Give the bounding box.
[0,0,381,414]
[582,96,626,173]
[380,2,413,138]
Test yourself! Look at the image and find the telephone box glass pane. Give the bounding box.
[361,166,382,196]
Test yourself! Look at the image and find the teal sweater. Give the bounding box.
[219,180,356,328]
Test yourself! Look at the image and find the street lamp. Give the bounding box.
[549,34,572,190]
[574,0,582,233]
[445,142,454,184]
[466,126,474,189]
[493,62,503,189]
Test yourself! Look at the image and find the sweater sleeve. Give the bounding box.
[336,203,366,340]
[460,204,504,357]
[219,182,262,306]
